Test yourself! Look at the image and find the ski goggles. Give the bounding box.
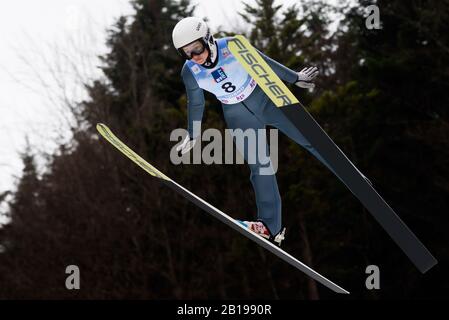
[179,40,206,60]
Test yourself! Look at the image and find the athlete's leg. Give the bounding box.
[222,102,282,235]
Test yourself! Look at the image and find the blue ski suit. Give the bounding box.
[181,37,335,235]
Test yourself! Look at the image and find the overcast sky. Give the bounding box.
[0,0,299,222]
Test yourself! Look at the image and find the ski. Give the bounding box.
[228,35,437,273]
[96,123,349,294]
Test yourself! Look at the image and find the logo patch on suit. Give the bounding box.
[191,65,201,75]
[222,48,230,57]
[211,67,227,83]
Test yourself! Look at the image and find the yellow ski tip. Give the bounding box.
[96,123,107,131]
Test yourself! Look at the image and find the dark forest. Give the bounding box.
[0,0,448,299]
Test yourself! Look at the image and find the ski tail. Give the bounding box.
[282,103,438,273]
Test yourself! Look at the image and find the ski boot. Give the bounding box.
[236,220,286,247]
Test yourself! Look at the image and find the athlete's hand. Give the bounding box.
[295,66,319,89]
[176,135,197,155]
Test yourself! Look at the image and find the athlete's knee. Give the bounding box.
[250,174,281,201]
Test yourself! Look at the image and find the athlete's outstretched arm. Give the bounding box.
[255,49,318,89]
[181,64,205,139]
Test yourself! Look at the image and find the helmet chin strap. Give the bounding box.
[201,41,218,68]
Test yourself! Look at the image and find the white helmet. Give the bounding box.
[172,17,217,65]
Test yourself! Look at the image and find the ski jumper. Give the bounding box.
[181,37,336,235]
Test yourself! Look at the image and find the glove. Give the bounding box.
[295,66,319,89]
[176,135,197,155]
